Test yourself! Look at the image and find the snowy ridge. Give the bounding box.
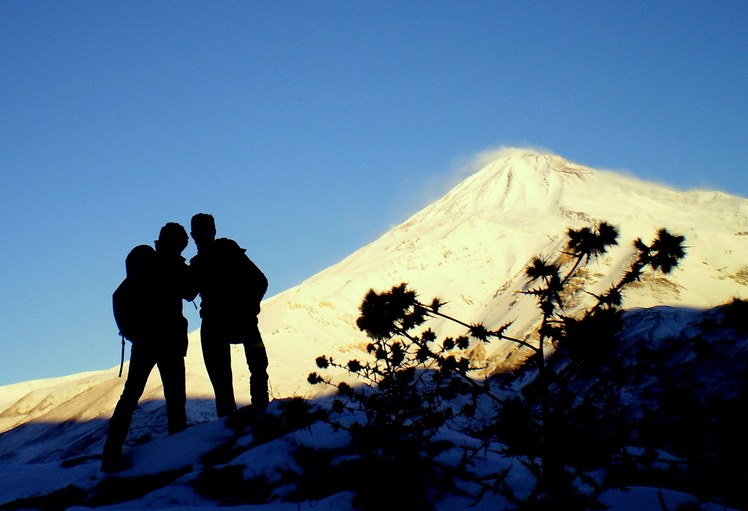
[2,150,748,466]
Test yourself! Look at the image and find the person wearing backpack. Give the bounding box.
[102,223,196,473]
[189,213,269,419]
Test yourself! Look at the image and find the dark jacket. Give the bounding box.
[190,238,268,322]
[113,247,195,356]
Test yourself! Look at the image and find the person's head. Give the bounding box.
[190,213,216,249]
[155,222,189,255]
[125,245,156,278]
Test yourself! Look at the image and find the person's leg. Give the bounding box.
[200,320,237,417]
[103,345,154,471]
[157,352,187,435]
[244,319,269,410]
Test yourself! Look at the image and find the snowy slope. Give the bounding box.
[0,331,220,464]
[0,305,744,510]
[2,149,748,465]
[1,395,737,511]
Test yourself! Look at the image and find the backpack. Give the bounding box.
[192,238,268,318]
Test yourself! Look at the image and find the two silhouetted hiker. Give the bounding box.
[102,223,197,473]
[189,213,270,419]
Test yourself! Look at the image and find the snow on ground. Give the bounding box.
[0,403,739,511]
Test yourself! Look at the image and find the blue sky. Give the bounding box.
[1,1,746,386]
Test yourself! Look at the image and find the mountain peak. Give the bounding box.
[410,151,597,227]
[468,150,594,182]
[488,151,593,177]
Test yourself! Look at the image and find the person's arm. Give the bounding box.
[182,261,199,302]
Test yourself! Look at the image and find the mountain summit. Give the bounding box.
[260,149,748,393]
[2,150,748,464]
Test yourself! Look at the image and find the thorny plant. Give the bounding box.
[307,221,687,509]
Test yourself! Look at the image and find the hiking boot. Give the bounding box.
[225,404,265,433]
[101,453,132,473]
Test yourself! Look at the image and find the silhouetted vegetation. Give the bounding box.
[306,222,748,510]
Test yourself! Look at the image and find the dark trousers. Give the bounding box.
[104,344,186,456]
[200,317,269,418]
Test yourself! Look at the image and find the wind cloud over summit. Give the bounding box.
[408,147,553,215]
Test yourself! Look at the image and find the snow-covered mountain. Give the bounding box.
[258,149,748,388]
[1,150,747,510]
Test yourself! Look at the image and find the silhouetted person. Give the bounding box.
[190,213,269,418]
[102,223,196,473]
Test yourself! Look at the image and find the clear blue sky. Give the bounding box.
[1,1,746,386]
